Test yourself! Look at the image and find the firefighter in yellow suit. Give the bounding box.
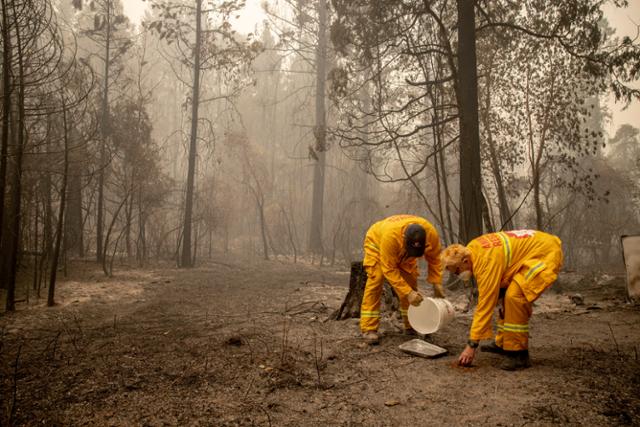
[360,215,444,344]
[441,230,563,370]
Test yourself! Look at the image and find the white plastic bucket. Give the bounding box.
[408,297,455,334]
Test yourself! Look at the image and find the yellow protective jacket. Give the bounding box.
[363,215,443,298]
[468,230,563,341]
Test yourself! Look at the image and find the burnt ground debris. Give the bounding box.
[1,258,639,426]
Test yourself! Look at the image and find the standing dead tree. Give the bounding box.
[48,90,70,307]
[0,0,97,310]
[263,0,333,258]
[73,0,132,263]
[1,0,70,310]
[45,37,96,306]
[145,0,262,267]
[330,261,367,320]
[71,1,123,262]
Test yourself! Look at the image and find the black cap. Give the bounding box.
[404,223,426,257]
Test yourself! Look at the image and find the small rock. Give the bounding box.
[570,293,584,305]
[384,399,401,407]
[225,336,243,346]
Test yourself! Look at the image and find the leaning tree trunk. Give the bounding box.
[257,201,269,261]
[330,261,398,321]
[487,131,514,230]
[482,51,513,231]
[430,89,452,245]
[481,191,495,233]
[281,205,297,263]
[48,95,70,307]
[102,194,128,276]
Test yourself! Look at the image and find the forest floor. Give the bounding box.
[1,256,639,426]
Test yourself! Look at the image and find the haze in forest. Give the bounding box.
[1,0,639,311]
[2,2,640,424]
[125,0,640,135]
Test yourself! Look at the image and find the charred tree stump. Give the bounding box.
[331,261,398,320]
[331,261,366,320]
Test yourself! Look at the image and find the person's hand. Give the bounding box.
[458,345,476,366]
[432,283,445,299]
[407,290,424,306]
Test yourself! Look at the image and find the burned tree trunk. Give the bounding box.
[331,262,366,320]
[456,0,484,243]
[308,0,327,255]
[331,261,398,320]
[48,94,70,307]
[180,0,203,268]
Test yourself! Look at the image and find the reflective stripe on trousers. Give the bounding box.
[360,264,417,332]
[494,281,532,351]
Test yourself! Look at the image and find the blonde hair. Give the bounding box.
[440,243,471,268]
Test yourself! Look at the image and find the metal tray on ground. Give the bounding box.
[398,338,448,358]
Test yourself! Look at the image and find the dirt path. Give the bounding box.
[1,259,639,426]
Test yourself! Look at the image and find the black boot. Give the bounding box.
[481,341,506,355]
[500,350,531,371]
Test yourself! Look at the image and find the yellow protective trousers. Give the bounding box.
[494,272,552,351]
[360,263,418,333]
